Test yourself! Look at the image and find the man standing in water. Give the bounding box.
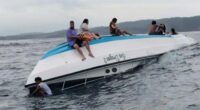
[66,21,94,61]
[31,77,52,97]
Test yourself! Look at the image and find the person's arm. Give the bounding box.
[68,35,79,39]
[155,25,159,32]
[111,23,117,29]
[31,84,48,97]
[67,31,79,40]
[30,85,40,96]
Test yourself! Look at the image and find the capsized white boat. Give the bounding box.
[25,34,196,92]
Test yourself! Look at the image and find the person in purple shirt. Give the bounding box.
[66,21,94,61]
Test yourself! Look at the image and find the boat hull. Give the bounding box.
[28,54,160,93]
[25,34,196,92]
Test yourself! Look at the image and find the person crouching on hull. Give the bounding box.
[66,21,94,61]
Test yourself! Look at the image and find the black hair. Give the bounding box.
[171,28,177,34]
[152,20,156,25]
[70,20,75,29]
[161,24,166,32]
[171,28,175,32]
[164,25,166,32]
[35,77,42,82]
[112,18,117,23]
[83,19,89,24]
[70,20,74,24]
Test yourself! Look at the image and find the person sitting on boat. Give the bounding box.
[171,28,178,35]
[148,20,159,35]
[31,77,52,97]
[109,18,132,36]
[157,24,166,35]
[80,18,100,39]
[66,21,94,61]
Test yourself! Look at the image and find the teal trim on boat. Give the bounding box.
[41,35,172,60]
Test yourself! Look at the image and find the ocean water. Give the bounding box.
[1,32,200,110]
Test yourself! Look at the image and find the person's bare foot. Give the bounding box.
[82,57,86,61]
[89,53,94,58]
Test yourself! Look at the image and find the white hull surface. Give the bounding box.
[25,34,196,90]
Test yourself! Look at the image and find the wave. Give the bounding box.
[0,42,30,47]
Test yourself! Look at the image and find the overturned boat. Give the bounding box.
[25,34,196,92]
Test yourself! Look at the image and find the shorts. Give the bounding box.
[111,29,122,36]
[72,39,83,48]
[149,32,163,35]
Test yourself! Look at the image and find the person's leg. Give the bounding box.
[83,41,94,57]
[90,33,99,39]
[122,31,132,36]
[116,29,124,36]
[73,44,86,61]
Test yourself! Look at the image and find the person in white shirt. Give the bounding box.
[80,18,100,39]
[31,77,52,97]
[80,19,89,31]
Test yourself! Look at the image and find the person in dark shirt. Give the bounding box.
[157,24,166,35]
[109,18,132,36]
[171,28,178,35]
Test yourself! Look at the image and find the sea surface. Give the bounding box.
[1,32,200,110]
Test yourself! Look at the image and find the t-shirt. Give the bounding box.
[39,82,52,95]
[80,23,89,32]
[109,22,117,34]
[66,28,78,46]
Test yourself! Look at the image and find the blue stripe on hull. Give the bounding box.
[41,35,171,60]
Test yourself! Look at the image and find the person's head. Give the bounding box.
[83,18,89,24]
[112,18,117,23]
[171,28,175,32]
[69,20,75,29]
[152,20,156,25]
[171,28,176,34]
[160,24,166,32]
[35,77,42,84]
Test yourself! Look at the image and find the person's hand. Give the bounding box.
[77,34,83,40]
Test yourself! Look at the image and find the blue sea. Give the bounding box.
[0,31,200,110]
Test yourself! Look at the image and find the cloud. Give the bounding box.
[0,0,199,35]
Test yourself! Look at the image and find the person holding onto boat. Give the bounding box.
[171,28,178,35]
[66,20,94,61]
[80,18,100,39]
[109,18,132,36]
[30,77,52,97]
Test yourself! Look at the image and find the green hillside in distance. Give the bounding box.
[1,16,200,40]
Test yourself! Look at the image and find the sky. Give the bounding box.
[0,0,200,36]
